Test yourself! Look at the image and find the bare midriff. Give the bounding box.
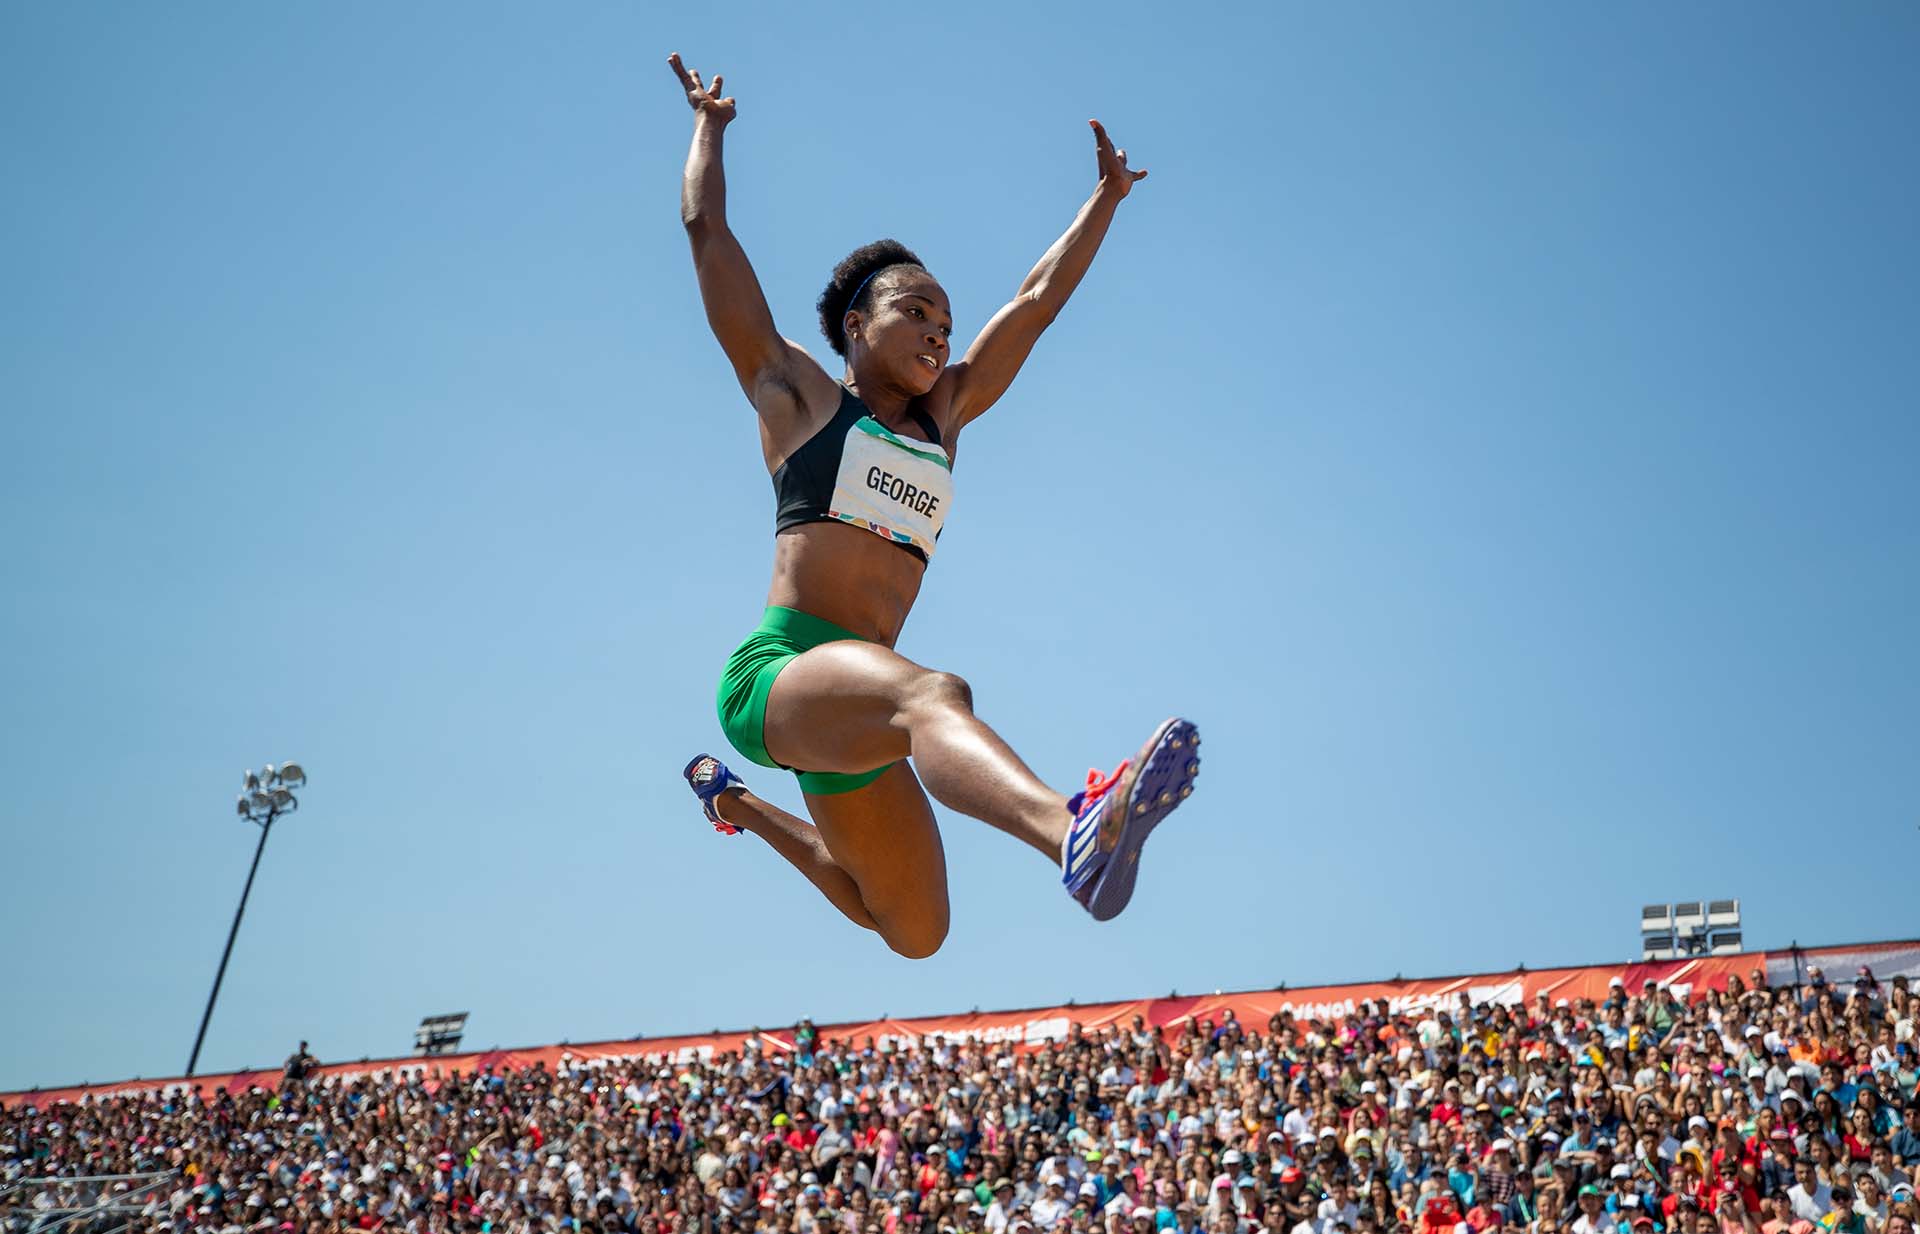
[765,521,926,648]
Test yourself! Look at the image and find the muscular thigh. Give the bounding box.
[804,760,948,934]
[762,639,923,774]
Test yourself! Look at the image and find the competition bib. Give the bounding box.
[827,416,954,560]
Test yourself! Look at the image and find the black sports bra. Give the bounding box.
[772,384,955,564]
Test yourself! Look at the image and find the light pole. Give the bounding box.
[185,762,307,1077]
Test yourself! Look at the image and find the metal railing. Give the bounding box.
[0,1171,177,1234]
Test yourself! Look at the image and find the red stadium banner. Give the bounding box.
[7,939,1914,1109]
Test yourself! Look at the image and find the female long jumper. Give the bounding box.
[670,54,1200,958]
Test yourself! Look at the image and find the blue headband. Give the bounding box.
[847,262,923,320]
[846,267,886,316]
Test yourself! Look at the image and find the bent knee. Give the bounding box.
[882,923,949,961]
[872,900,950,960]
[904,669,973,717]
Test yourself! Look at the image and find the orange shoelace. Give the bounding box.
[1079,759,1130,813]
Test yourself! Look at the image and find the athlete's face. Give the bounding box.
[847,271,953,396]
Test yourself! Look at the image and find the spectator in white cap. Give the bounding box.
[1354,1080,1385,1127]
[1744,1064,1774,1109]
[1481,1140,1517,1207]
[1033,1176,1069,1228]
[1205,1151,1251,1212]
[1780,1086,1810,1134]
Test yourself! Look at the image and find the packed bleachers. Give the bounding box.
[5,965,1919,1234]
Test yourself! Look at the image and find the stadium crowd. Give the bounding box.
[7,966,1920,1234]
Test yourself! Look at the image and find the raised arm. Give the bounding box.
[946,119,1149,426]
[670,54,800,403]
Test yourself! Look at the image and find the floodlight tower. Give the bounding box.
[185,762,308,1077]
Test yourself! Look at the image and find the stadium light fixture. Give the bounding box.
[1640,898,1739,962]
[188,761,310,1077]
[415,1013,471,1056]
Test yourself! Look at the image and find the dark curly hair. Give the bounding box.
[815,239,929,359]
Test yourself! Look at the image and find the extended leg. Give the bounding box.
[764,642,1071,863]
[749,639,1199,948]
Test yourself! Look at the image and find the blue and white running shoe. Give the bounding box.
[1060,718,1200,921]
[683,753,746,836]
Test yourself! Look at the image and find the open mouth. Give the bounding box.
[916,353,940,372]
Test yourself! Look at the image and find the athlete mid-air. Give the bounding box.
[670,53,1200,958]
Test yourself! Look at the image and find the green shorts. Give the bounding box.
[715,606,895,796]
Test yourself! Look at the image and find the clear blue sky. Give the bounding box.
[2,3,1915,1093]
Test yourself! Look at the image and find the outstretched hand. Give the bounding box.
[669,53,736,125]
[1089,120,1147,199]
